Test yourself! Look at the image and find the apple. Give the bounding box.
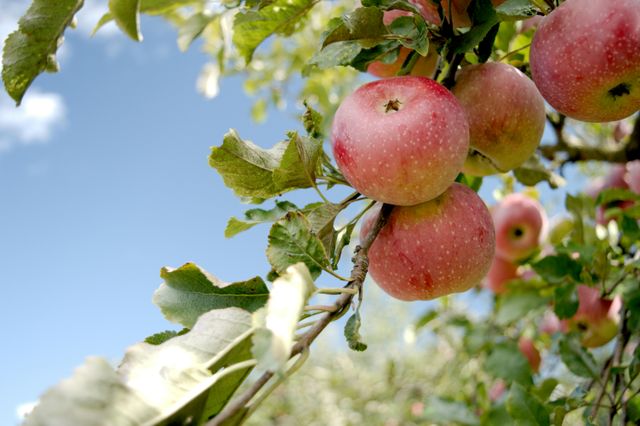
[613,120,633,142]
[566,285,622,348]
[489,380,507,402]
[518,337,541,372]
[368,0,440,78]
[484,255,519,294]
[492,193,547,262]
[332,76,469,206]
[530,0,640,122]
[452,62,546,176]
[367,47,439,79]
[625,160,640,193]
[361,183,495,301]
[587,164,632,224]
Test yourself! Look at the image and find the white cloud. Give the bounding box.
[0,90,67,153]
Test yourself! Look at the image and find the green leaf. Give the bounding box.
[456,173,483,192]
[267,211,330,279]
[506,383,550,426]
[533,254,582,283]
[252,263,315,371]
[628,394,640,422]
[144,329,188,345]
[422,396,480,426]
[495,289,548,325]
[388,15,429,55]
[177,12,215,52]
[559,335,598,378]
[533,378,558,402]
[24,308,257,425]
[233,0,316,62]
[513,155,566,189]
[332,222,355,269]
[302,101,323,138]
[596,187,640,206]
[323,7,387,48]
[209,129,287,199]
[415,309,438,329]
[308,40,363,70]
[154,262,269,328]
[344,311,368,351]
[477,23,499,63]
[485,342,533,385]
[225,200,298,238]
[2,0,84,104]
[273,132,322,190]
[495,0,538,20]
[553,283,579,319]
[304,201,343,253]
[109,0,142,41]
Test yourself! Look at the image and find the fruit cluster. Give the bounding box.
[330,0,639,301]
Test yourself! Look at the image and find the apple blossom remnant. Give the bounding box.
[361,183,495,301]
[530,0,640,122]
[331,76,469,206]
[452,62,546,176]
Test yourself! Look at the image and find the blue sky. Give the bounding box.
[0,1,591,423]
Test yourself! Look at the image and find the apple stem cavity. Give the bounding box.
[608,82,631,100]
[384,98,402,113]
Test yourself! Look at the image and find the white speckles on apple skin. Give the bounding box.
[530,0,640,122]
[361,183,495,301]
[331,76,470,206]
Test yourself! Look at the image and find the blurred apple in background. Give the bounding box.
[492,193,546,262]
[566,285,622,348]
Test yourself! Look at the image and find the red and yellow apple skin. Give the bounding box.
[361,183,495,301]
[530,0,640,122]
[518,337,541,373]
[331,76,469,206]
[367,0,440,78]
[492,194,546,262]
[484,255,519,294]
[441,0,505,28]
[540,311,569,336]
[452,62,546,176]
[367,47,439,79]
[566,285,622,348]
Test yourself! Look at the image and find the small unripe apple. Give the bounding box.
[361,183,495,301]
[452,62,546,176]
[492,193,547,262]
[518,337,541,372]
[484,255,519,294]
[332,77,469,206]
[368,0,440,78]
[567,285,622,348]
[625,160,640,193]
[530,0,640,122]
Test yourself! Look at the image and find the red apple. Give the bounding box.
[539,311,569,336]
[484,255,519,294]
[441,0,506,28]
[520,16,543,34]
[368,0,440,78]
[489,380,507,402]
[625,160,640,193]
[588,164,632,224]
[530,0,640,122]
[332,76,469,206]
[361,183,495,301]
[492,193,547,262]
[518,337,541,372]
[452,62,546,176]
[567,285,622,348]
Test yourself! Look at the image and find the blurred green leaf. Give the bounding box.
[628,394,640,422]
[323,7,386,48]
[506,382,550,426]
[532,254,582,283]
[496,289,548,325]
[486,342,533,385]
[595,188,640,206]
[308,40,363,70]
[154,262,269,328]
[2,0,83,104]
[302,101,323,138]
[144,329,188,345]
[513,155,566,189]
[553,283,579,319]
[422,396,480,425]
[267,211,330,279]
[559,335,598,378]
[533,378,558,402]
[233,0,317,62]
[456,173,483,192]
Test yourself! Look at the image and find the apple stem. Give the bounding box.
[384,99,402,113]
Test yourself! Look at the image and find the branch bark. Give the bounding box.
[539,114,640,165]
[207,203,394,426]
